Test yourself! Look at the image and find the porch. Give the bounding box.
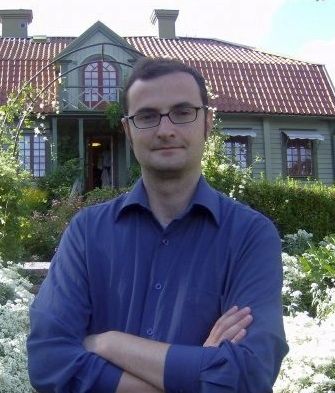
[50,114,132,191]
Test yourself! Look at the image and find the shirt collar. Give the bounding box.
[187,175,220,226]
[116,175,220,226]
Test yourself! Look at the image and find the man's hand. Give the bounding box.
[203,306,253,347]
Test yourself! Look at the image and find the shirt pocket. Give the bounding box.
[180,288,221,345]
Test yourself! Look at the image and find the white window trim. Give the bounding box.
[283,130,324,141]
[223,129,256,138]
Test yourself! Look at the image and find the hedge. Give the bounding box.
[239,178,335,242]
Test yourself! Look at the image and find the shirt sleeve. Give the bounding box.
[164,215,289,393]
[26,210,123,393]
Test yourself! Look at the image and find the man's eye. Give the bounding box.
[136,112,158,121]
[173,108,193,116]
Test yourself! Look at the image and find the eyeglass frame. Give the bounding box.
[123,105,208,130]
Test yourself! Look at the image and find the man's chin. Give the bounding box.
[147,164,186,179]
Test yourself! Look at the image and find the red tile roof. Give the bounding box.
[125,37,335,116]
[0,37,73,105]
[1,35,335,116]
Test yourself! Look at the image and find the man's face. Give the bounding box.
[123,71,212,178]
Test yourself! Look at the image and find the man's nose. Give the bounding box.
[156,114,175,136]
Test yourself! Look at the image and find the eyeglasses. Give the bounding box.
[124,106,208,130]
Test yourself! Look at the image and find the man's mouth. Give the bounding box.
[153,146,183,150]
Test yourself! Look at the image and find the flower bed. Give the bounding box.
[0,260,34,392]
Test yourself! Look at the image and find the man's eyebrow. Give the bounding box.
[132,107,157,115]
[133,102,196,114]
[172,102,196,108]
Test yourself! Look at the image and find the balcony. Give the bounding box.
[59,85,123,111]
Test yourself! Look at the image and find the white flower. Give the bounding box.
[291,290,302,299]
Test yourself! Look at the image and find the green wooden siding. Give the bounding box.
[220,115,334,184]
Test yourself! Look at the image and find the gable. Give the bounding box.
[55,21,142,64]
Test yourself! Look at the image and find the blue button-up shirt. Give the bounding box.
[27,176,288,393]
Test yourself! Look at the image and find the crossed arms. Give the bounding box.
[84,306,253,393]
[27,211,289,393]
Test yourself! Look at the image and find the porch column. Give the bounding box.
[78,118,84,182]
[51,117,58,171]
[263,118,273,180]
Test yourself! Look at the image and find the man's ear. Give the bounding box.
[204,109,214,140]
[122,118,133,148]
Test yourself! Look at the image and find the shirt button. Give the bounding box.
[146,328,153,336]
[162,239,169,245]
[154,283,162,290]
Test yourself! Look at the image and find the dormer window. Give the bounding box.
[84,61,117,108]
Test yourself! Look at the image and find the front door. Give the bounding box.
[86,135,114,190]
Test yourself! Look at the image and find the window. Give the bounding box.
[19,134,46,177]
[283,131,324,178]
[286,139,313,177]
[84,61,117,107]
[225,136,249,168]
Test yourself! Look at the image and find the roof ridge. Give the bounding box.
[250,46,322,66]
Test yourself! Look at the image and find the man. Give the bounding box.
[27,58,288,393]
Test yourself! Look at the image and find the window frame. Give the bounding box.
[282,132,317,179]
[224,135,252,169]
[83,59,118,107]
[19,133,49,177]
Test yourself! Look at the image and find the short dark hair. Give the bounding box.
[123,57,208,114]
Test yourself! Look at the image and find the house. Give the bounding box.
[1,8,335,189]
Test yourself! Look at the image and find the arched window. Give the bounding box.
[84,61,117,107]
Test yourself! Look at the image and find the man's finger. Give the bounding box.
[203,307,253,347]
[219,314,253,342]
[231,328,247,343]
[211,307,252,337]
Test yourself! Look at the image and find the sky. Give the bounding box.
[2,0,335,84]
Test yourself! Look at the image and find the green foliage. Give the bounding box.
[282,229,314,255]
[0,87,46,261]
[20,196,83,261]
[37,158,81,201]
[282,233,335,318]
[240,177,335,242]
[128,162,141,186]
[20,186,48,213]
[0,152,31,261]
[58,130,79,165]
[202,130,252,197]
[105,102,123,129]
[84,187,127,206]
[300,235,335,297]
[0,283,14,306]
[0,87,36,158]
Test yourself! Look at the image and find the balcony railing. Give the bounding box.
[59,86,123,111]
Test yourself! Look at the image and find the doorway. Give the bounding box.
[86,135,114,190]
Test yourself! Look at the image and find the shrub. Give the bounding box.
[0,152,31,261]
[20,187,128,261]
[241,178,335,241]
[83,186,127,206]
[282,233,335,318]
[282,229,314,256]
[0,259,34,393]
[20,186,48,213]
[21,196,83,261]
[37,158,81,201]
[202,130,252,198]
